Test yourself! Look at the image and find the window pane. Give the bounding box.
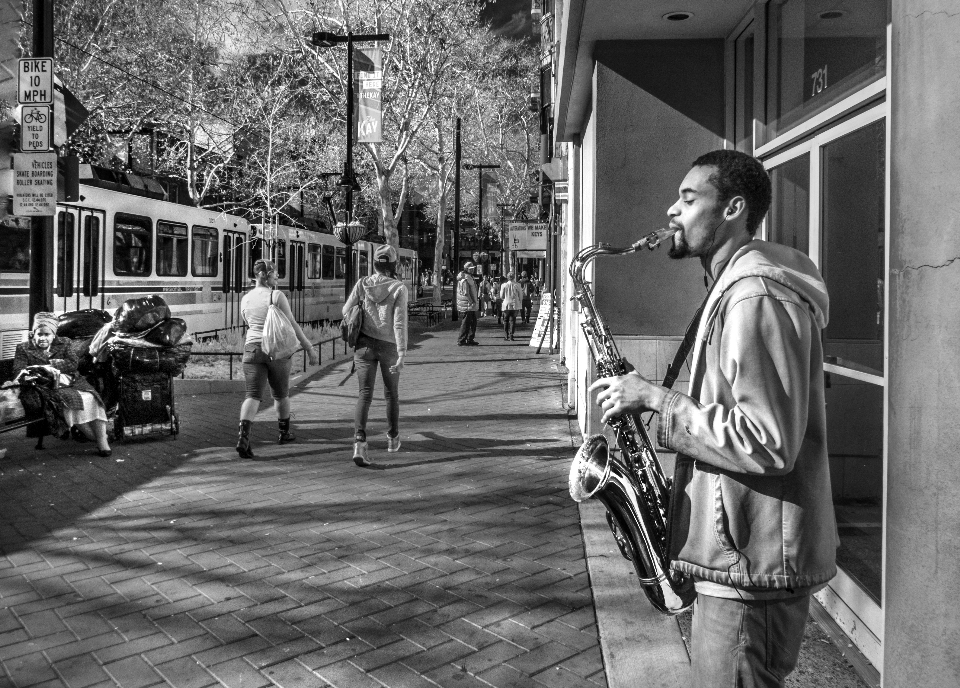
[358,250,368,278]
[192,226,218,277]
[821,119,885,372]
[157,221,188,277]
[767,154,810,253]
[0,220,30,272]
[249,237,262,277]
[736,30,755,153]
[57,212,75,297]
[276,240,287,279]
[322,245,335,280]
[821,117,886,606]
[114,214,152,276]
[307,243,321,279]
[335,247,346,280]
[769,0,888,140]
[827,376,883,603]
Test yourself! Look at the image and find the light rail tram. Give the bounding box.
[0,168,417,360]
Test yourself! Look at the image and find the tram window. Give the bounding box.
[276,240,287,279]
[358,251,369,278]
[157,221,188,277]
[57,212,75,297]
[192,226,218,277]
[249,237,262,277]
[321,245,335,280]
[307,243,322,279]
[113,213,152,276]
[0,221,30,272]
[83,216,100,297]
[335,247,346,279]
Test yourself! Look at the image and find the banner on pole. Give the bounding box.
[356,47,382,143]
[508,222,548,251]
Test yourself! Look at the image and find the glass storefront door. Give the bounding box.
[763,102,887,669]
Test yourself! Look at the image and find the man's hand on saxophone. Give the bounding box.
[589,370,669,425]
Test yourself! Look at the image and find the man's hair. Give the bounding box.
[691,150,771,236]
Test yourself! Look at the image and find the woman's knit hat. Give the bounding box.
[32,312,58,334]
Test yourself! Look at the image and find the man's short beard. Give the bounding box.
[668,233,690,260]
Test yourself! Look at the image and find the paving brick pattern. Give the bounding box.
[0,314,605,687]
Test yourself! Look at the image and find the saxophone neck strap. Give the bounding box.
[662,261,730,392]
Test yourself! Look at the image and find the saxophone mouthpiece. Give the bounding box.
[634,227,679,251]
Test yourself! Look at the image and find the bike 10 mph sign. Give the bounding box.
[18,58,54,104]
[20,105,51,152]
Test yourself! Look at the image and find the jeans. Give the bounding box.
[242,342,291,401]
[457,310,477,344]
[354,335,400,441]
[503,309,518,338]
[691,593,810,688]
[520,298,532,323]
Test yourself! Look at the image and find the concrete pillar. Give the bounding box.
[886,3,960,686]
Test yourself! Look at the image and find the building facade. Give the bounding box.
[545,1,959,686]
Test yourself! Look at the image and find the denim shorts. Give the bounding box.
[242,342,291,400]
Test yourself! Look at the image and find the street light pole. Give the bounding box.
[311,29,389,300]
[464,163,499,277]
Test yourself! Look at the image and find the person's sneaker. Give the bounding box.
[466,341,479,346]
[353,441,370,467]
[387,435,401,453]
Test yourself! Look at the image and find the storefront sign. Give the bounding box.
[356,47,382,143]
[13,152,57,216]
[508,222,548,251]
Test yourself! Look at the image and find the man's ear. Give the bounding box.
[725,196,747,220]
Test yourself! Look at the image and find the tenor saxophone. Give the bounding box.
[568,227,695,615]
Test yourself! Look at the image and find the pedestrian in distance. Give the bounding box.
[456,262,479,346]
[499,272,524,341]
[237,259,318,460]
[518,271,534,323]
[589,149,837,688]
[342,244,409,467]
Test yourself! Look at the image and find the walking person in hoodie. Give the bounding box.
[456,262,479,346]
[342,244,409,467]
[589,150,837,688]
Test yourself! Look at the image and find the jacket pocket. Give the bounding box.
[713,474,739,558]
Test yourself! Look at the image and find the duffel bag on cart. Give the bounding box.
[107,341,192,376]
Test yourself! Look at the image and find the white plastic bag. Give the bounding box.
[261,291,299,360]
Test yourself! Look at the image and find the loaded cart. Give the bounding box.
[114,372,179,441]
[85,294,192,444]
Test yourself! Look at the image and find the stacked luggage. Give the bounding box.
[82,295,192,442]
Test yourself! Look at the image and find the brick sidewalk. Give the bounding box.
[0,315,604,688]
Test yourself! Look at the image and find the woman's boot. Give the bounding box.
[236,420,254,459]
[278,417,295,444]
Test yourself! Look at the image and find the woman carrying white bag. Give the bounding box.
[236,259,318,460]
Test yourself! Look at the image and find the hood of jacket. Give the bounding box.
[360,274,403,305]
[709,240,829,331]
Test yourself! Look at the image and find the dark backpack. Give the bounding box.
[340,294,365,347]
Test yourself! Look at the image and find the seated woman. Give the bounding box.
[12,312,112,456]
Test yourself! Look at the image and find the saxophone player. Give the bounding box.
[590,150,838,688]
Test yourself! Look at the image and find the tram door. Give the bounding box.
[221,231,246,330]
[55,207,106,314]
[288,241,305,323]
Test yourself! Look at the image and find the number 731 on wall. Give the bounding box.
[811,65,828,97]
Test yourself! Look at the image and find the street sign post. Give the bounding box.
[19,104,51,151]
[18,57,53,104]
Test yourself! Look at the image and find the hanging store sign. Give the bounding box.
[508,222,548,251]
[13,152,57,216]
[356,47,382,143]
